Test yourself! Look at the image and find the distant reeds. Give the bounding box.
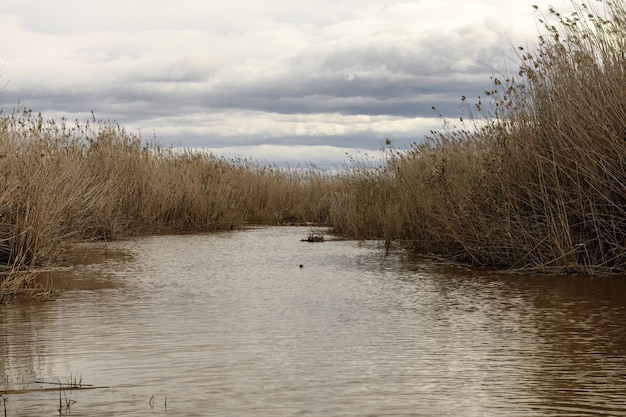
[0,110,334,301]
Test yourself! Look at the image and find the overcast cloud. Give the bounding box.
[0,0,566,166]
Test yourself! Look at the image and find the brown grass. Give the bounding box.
[2,0,626,302]
[329,0,626,274]
[0,111,334,302]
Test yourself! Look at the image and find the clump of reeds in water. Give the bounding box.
[329,0,626,274]
[302,227,325,242]
[0,270,44,304]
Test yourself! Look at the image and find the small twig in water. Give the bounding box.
[33,380,93,387]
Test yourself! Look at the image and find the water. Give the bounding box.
[1,226,626,416]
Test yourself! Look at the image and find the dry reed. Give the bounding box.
[329,0,626,274]
[2,0,625,302]
[0,110,334,301]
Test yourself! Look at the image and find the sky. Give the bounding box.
[0,0,569,166]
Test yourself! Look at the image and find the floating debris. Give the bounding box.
[301,229,324,242]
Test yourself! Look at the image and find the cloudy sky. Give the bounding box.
[0,0,567,166]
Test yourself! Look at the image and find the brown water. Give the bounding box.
[1,226,626,416]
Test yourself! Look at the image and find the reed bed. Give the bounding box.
[2,0,626,302]
[330,0,626,274]
[0,111,335,302]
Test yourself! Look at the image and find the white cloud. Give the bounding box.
[143,111,437,140]
[202,144,377,168]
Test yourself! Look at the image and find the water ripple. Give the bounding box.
[1,227,626,416]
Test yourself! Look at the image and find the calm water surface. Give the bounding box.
[1,226,626,416]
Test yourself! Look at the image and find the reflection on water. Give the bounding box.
[1,226,626,416]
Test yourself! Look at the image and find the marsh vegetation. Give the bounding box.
[333,0,626,274]
[2,1,626,300]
